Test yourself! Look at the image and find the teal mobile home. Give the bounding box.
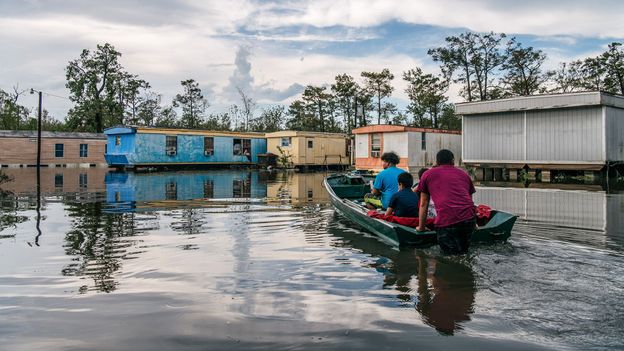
[104,126,267,169]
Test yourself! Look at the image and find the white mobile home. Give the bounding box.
[457,92,624,172]
[352,125,462,172]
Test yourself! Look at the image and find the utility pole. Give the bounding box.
[31,89,43,246]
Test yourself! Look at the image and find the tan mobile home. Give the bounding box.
[265,131,350,169]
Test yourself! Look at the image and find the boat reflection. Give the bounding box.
[329,217,476,335]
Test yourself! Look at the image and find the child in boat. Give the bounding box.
[413,168,436,218]
[385,172,419,217]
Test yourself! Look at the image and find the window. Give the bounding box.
[54,174,63,189]
[115,136,121,146]
[307,140,314,148]
[165,181,177,200]
[166,136,177,156]
[233,178,251,198]
[281,137,291,147]
[370,133,381,158]
[55,144,64,158]
[421,132,426,150]
[242,139,251,160]
[79,144,88,158]
[204,137,214,156]
[204,180,214,198]
[79,173,88,189]
[233,139,242,155]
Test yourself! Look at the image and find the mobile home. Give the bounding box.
[104,126,267,169]
[265,131,350,169]
[352,125,462,172]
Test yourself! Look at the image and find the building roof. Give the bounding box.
[352,124,461,135]
[104,125,266,138]
[455,91,624,115]
[265,130,349,138]
[0,130,105,139]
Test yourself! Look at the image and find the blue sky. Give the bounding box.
[1,0,623,120]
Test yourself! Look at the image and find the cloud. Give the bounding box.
[247,0,624,38]
[222,46,304,104]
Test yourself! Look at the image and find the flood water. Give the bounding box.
[1,168,623,351]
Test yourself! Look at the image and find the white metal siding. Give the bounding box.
[456,92,606,115]
[463,112,524,162]
[606,106,624,161]
[383,132,408,157]
[355,134,369,158]
[526,107,603,162]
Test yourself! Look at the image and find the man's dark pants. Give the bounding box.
[436,218,476,255]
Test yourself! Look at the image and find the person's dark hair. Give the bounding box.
[418,167,429,179]
[380,152,400,165]
[436,149,454,165]
[397,172,413,188]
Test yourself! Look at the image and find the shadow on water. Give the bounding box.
[328,214,476,336]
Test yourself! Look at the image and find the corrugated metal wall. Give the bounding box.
[606,106,624,161]
[463,112,524,162]
[526,107,603,162]
[463,107,604,163]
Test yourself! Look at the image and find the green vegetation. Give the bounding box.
[3,33,624,134]
[276,146,293,169]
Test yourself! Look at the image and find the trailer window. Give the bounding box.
[80,144,88,157]
[370,133,381,157]
[204,137,214,156]
[55,143,64,158]
[421,132,426,150]
[233,139,242,155]
[281,137,291,147]
[166,136,177,156]
[115,136,121,146]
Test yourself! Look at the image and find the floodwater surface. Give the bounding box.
[0,168,623,351]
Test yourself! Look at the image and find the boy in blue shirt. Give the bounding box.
[386,172,419,217]
[369,152,406,209]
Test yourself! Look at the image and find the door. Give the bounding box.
[305,138,315,164]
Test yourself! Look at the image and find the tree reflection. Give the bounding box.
[329,215,476,335]
[0,192,29,236]
[62,199,142,293]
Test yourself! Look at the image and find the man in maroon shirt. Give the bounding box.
[416,149,476,255]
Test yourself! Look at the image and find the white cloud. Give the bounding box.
[249,0,624,38]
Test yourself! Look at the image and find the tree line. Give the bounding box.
[2,33,624,134]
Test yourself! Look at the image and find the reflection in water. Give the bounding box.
[475,186,624,250]
[329,216,476,335]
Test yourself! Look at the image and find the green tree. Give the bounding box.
[600,42,624,95]
[155,106,178,128]
[501,38,547,96]
[361,68,394,124]
[65,43,125,132]
[301,85,332,132]
[285,100,314,131]
[429,31,506,101]
[204,112,231,131]
[250,105,285,132]
[331,74,358,132]
[0,88,30,130]
[173,79,208,129]
[403,67,449,128]
[546,62,584,93]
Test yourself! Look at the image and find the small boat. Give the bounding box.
[323,173,517,247]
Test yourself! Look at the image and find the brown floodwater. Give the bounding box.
[0,168,622,350]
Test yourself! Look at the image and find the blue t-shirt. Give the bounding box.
[373,166,406,209]
[388,188,420,217]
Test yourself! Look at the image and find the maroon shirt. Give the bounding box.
[416,165,476,227]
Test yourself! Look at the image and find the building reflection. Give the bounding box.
[328,218,476,335]
[266,172,329,206]
[474,186,624,250]
[105,170,268,213]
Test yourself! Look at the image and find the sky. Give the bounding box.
[1,0,624,121]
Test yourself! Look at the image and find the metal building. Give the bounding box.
[457,91,624,173]
[352,125,462,172]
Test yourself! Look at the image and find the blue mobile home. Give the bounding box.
[104,126,267,169]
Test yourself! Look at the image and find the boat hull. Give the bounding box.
[324,175,516,247]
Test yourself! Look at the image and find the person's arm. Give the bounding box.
[385,207,394,216]
[372,187,381,196]
[416,192,430,231]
